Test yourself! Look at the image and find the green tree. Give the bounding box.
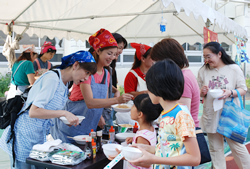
[0,73,11,97]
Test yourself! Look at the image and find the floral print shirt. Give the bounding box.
[154,104,196,169]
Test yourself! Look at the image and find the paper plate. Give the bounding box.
[111,104,132,112]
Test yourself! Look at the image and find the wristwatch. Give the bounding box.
[229,90,233,97]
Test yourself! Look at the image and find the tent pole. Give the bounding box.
[13,0,37,22]
[223,33,234,43]
[173,12,203,39]
[230,0,250,4]
[6,23,92,35]
[216,1,230,11]
[16,9,184,24]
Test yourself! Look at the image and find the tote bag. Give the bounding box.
[217,89,250,144]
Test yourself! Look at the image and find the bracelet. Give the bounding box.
[230,90,233,97]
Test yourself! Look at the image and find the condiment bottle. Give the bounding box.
[91,129,97,142]
[92,139,96,159]
[133,122,139,133]
[96,130,103,153]
[85,136,93,159]
[109,126,115,143]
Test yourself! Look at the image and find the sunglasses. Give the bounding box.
[47,48,57,53]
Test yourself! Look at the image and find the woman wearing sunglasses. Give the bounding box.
[33,41,56,77]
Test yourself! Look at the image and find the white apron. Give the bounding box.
[130,70,147,92]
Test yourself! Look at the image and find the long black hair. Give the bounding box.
[133,94,162,124]
[203,42,235,69]
[110,33,128,73]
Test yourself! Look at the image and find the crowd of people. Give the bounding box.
[0,28,249,169]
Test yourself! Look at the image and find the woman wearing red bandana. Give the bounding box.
[124,43,153,98]
[51,29,133,143]
[33,41,56,78]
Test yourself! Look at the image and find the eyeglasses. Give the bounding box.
[203,54,214,60]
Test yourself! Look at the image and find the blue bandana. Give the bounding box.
[58,50,96,69]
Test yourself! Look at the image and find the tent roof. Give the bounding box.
[0,0,247,45]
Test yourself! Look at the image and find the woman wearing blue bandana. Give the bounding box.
[50,29,133,143]
[0,51,97,169]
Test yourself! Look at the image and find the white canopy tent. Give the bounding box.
[0,0,247,45]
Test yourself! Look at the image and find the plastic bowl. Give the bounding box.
[208,89,223,98]
[102,144,123,158]
[115,133,136,142]
[73,135,90,145]
[122,147,143,161]
[111,104,132,112]
[59,116,85,125]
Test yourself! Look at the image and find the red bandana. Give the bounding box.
[130,43,151,60]
[89,28,118,50]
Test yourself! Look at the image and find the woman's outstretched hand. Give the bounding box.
[117,93,133,104]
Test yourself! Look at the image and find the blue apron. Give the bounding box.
[50,69,108,143]
[0,71,68,162]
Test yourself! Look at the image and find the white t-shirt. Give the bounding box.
[197,64,247,133]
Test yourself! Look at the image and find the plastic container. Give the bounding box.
[109,126,115,143]
[96,130,103,153]
[133,122,139,133]
[92,139,96,159]
[91,129,96,141]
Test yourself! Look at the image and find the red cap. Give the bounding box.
[40,41,56,54]
[92,139,96,146]
[91,129,94,132]
[109,126,115,132]
[134,122,138,128]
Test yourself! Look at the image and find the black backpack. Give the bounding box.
[0,88,31,130]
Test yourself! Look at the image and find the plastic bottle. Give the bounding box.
[91,129,97,142]
[133,122,139,133]
[96,130,103,153]
[109,126,115,143]
[92,139,96,159]
[85,136,93,159]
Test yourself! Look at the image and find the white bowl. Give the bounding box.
[111,104,132,112]
[208,89,223,98]
[73,135,90,145]
[122,147,143,161]
[115,133,136,142]
[102,144,123,158]
[59,116,85,125]
[118,124,133,128]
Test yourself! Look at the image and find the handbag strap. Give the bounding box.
[233,89,244,109]
[12,60,27,85]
